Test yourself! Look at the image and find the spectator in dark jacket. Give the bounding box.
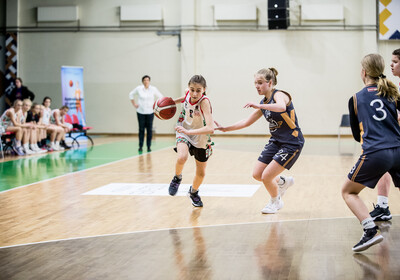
[5,77,35,107]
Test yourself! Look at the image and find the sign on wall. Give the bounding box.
[61,66,87,126]
[379,0,400,40]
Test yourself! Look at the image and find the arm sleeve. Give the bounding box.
[154,87,163,99]
[348,96,361,142]
[28,88,35,101]
[129,87,138,100]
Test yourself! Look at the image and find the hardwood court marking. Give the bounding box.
[1,214,383,250]
[83,183,260,197]
[0,146,174,194]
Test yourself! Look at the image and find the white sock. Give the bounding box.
[377,196,388,208]
[361,217,375,230]
[270,196,279,203]
[23,143,30,150]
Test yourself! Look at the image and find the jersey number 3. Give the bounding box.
[370,99,387,121]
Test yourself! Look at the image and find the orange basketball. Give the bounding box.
[153,97,176,120]
[69,80,73,87]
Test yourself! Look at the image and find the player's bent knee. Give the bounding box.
[252,172,262,181]
[177,155,188,164]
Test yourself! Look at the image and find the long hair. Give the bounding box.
[361,53,399,102]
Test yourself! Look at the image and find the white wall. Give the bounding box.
[8,0,400,135]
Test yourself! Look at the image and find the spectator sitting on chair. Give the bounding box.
[42,97,65,151]
[26,102,47,153]
[5,77,35,107]
[50,105,72,150]
[20,99,44,154]
[0,100,26,156]
[129,75,163,153]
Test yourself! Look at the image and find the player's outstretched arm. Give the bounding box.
[215,109,263,132]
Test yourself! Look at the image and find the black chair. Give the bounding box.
[338,114,354,154]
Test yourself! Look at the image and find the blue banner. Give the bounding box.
[61,66,86,126]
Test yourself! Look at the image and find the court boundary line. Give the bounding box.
[0,145,174,194]
[1,214,398,249]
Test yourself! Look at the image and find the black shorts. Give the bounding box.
[258,141,302,170]
[175,138,211,162]
[348,147,400,189]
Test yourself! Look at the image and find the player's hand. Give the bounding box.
[214,121,227,132]
[175,125,189,135]
[244,102,260,109]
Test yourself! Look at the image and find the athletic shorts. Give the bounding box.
[348,147,400,189]
[258,141,302,170]
[175,137,212,162]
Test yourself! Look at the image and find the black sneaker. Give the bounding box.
[369,204,392,221]
[188,186,203,207]
[352,226,383,252]
[169,175,182,196]
[60,140,72,150]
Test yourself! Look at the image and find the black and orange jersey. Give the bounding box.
[348,85,400,154]
[260,89,304,146]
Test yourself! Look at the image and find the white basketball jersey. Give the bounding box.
[42,107,51,125]
[176,92,212,149]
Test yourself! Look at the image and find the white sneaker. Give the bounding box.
[34,146,47,153]
[278,176,294,197]
[51,143,60,151]
[261,197,284,214]
[56,144,65,151]
[24,147,36,155]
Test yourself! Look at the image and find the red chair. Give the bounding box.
[65,114,94,148]
[64,114,73,124]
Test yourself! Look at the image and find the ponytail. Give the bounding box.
[377,75,400,102]
[362,53,400,101]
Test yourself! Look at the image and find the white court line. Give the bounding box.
[0,146,174,194]
[3,215,397,250]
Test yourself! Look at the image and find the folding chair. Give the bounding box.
[65,114,94,148]
[338,114,355,154]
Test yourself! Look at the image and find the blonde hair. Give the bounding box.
[255,68,278,86]
[22,99,32,106]
[361,53,400,101]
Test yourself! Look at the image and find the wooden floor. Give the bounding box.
[0,135,399,279]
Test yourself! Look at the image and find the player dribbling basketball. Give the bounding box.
[168,75,214,207]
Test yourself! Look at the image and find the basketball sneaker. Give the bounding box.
[13,146,25,156]
[278,176,294,197]
[261,197,284,214]
[352,226,383,252]
[188,186,203,207]
[369,204,392,221]
[169,175,182,196]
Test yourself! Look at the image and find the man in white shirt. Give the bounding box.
[129,75,163,152]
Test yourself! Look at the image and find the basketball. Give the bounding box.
[69,80,73,87]
[153,97,176,120]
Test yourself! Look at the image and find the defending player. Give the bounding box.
[342,53,400,252]
[369,48,400,222]
[168,75,214,207]
[215,68,304,214]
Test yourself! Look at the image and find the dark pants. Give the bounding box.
[137,113,154,150]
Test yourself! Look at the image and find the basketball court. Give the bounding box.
[1,0,400,279]
[1,136,400,279]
